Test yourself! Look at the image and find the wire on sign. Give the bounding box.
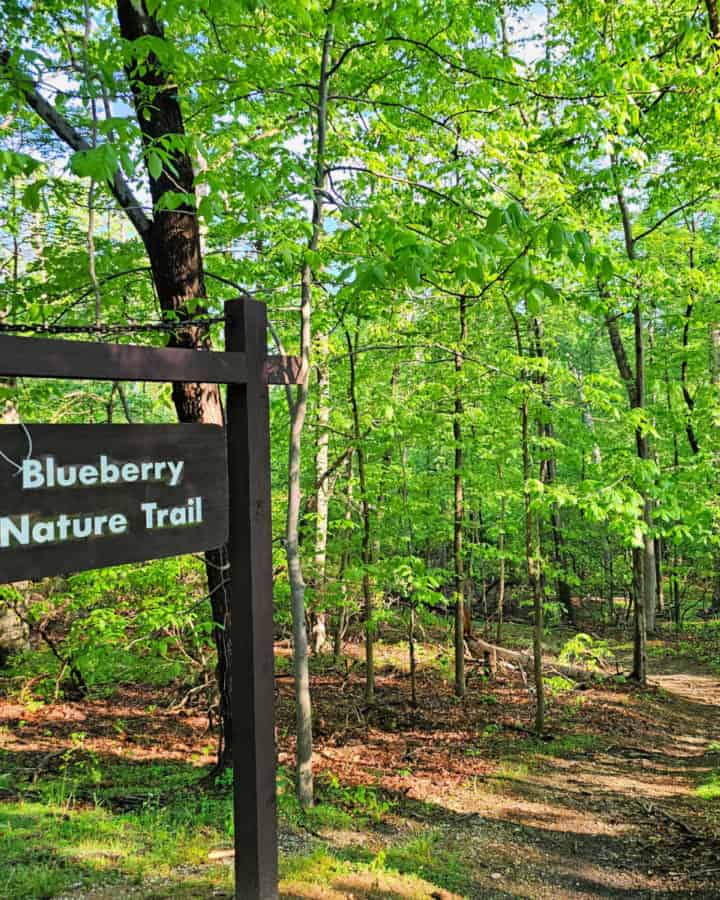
[0,422,33,476]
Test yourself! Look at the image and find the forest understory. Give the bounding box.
[1,621,718,900]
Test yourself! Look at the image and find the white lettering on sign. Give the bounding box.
[141,497,204,530]
[0,512,129,547]
[0,443,212,554]
[21,456,185,490]
[0,499,205,549]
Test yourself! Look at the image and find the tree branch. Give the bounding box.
[605,313,636,406]
[1,51,152,239]
[325,40,376,79]
[634,193,712,245]
[326,164,485,219]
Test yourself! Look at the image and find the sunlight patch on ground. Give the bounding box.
[281,869,462,899]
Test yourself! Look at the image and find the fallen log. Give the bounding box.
[466,635,614,682]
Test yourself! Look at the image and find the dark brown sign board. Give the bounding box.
[0,299,294,900]
[0,424,228,583]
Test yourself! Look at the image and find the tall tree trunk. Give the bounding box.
[312,334,331,654]
[346,328,374,704]
[286,385,313,805]
[497,484,506,645]
[333,453,354,660]
[522,394,545,734]
[604,541,614,624]
[409,606,417,707]
[115,0,232,766]
[706,0,720,41]
[8,1,241,765]
[453,295,467,698]
[703,2,720,619]
[533,318,573,626]
[604,176,654,671]
[679,228,700,455]
[505,295,544,724]
[632,546,648,683]
[633,300,657,635]
[284,20,334,807]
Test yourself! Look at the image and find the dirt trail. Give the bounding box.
[650,657,720,710]
[275,653,720,899]
[430,656,720,899]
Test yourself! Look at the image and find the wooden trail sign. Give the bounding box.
[0,298,295,900]
[0,424,228,583]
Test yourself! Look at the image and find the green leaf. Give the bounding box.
[21,180,46,212]
[526,290,541,316]
[69,145,118,182]
[485,207,504,235]
[147,153,163,180]
[599,256,615,281]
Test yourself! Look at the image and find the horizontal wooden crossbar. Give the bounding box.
[0,335,301,385]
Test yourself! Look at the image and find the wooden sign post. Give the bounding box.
[0,297,297,900]
[225,299,279,900]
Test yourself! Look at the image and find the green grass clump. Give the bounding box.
[315,773,396,824]
[493,760,530,782]
[512,732,598,759]
[546,675,575,696]
[277,766,357,832]
[279,848,351,882]
[0,794,235,898]
[383,832,470,891]
[335,830,475,896]
[696,772,720,801]
[0,755,237,899]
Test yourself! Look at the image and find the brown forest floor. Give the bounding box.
[1,633,719,899]
[275,642,720,899]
